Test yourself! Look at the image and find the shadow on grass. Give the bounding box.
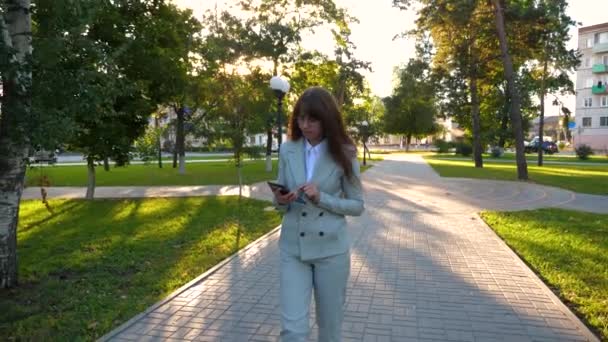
[1,196,280,341]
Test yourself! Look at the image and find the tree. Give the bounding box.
[0,0,32,288]
[526,0,578,166]
[330,9,371,112]
[383,59,437,151]
[110,2,201,175]
[412,0,505,168]
[491,0,528,180]
[236,0,351,172]
[345,94,384,163]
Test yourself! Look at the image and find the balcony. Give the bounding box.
[592,42,608,53]
[592,64,608,73]
[592,84,607,94]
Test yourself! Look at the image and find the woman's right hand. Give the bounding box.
[274,189,298,205]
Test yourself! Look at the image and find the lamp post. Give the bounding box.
[361,120,369,166]
[269,76,290,154]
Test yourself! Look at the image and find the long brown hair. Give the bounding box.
[288,87,357,178]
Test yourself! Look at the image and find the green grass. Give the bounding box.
[433,153,608,164]
[27,156,380,187]
[26,160,279,187]
[0,197,281,340]
[424,157,608,195]
[481,209,608,340]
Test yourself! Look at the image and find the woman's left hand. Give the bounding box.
[300,183,320,204]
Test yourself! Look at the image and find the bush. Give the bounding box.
[558,142,566,150]
[575,144,593,160]
[434,139,450,153]
[242,145,264,159]
[455,141,473,157]
[134,129,160,163]
[490,146,504,158]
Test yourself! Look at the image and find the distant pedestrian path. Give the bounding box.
[23,154,608,214]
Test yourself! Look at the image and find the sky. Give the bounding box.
[174,0,608,115]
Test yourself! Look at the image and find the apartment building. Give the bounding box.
[573,22,608,151]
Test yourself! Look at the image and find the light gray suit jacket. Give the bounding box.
[274,139,364,261]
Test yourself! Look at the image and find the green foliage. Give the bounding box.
[242,145,265,160]
[433,139,451,153]
[575,144,594,160]
[133,126,162,163]
[454,140,473,157]
[32,1,202,168]
[383,59,437,142]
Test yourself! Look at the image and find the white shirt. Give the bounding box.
[305,139,326,182]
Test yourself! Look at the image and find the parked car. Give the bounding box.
[524,140,558,154]
[29,149,58,164]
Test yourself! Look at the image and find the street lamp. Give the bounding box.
[269,75,290,154]
[361,120,369,166]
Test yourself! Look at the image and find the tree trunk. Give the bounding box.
[538,59,548,166]
[405,135,411,152]
[491,0,528,180]
[265,127,273,172]
[498,107,509,148]
[0,143,27,289]
[175,106,186,174]
[155,115,162,168]
[0,0,32,288]
[470,75,483,168]
[233,157,243,252]
[103,157,110,171]
[86,157,96,199]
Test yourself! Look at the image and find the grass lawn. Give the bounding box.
[26,160,279,187]
[434,153,608,164]
[481,209,608,340]
[27,156,380,187]
[0,197,281,340]
[424,157,608,195]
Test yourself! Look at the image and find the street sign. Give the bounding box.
[568,121,576,129]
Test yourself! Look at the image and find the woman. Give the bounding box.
[272,86,365,342]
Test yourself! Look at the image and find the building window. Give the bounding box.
[601,117,608,127]
[602,96,608,107]
[587,38,594,48]
[584,98,593,107]
[583,117,592,127]
[585,58,591,67]
[604,55,608,65]
[586,79,594,88]
[598,32,608,44]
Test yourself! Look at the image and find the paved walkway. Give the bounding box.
[93,154,605,342]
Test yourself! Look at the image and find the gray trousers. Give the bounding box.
[280,250,351,342]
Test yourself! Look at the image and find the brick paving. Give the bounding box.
[99,154,601,341]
